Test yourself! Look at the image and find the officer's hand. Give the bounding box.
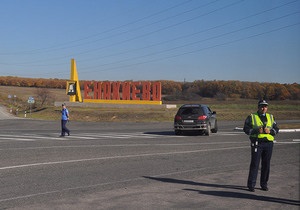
[258,127,264,134]
[264,128,270,134]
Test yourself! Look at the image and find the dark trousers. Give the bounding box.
[61,120,70,136]
[247,140,273,189]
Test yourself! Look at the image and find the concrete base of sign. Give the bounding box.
[84,99,162,105]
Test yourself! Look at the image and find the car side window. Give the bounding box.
[202,106,210,115]
[207,107,212,114]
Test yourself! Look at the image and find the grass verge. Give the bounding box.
[13,104,300,129]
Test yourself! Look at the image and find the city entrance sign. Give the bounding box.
[66,59,162,105]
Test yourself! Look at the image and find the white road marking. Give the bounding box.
[274,139,300,144]
[0,141,248,151]
[22,135,63,140]
[0,146,248,171]
[62,135,97,139]
[0,133,161,141]
[0,136,36,141]
[80,132,178,139]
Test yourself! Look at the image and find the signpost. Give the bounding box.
[27,96,35,115]
[8,95,12,112]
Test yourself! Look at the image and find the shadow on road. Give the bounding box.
[143,131,175,136]
[143,131,206,136]
[143,176,300,206]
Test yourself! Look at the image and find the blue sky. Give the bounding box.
[0,0,299,83]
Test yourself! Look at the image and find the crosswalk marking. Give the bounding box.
[59,135,96,140]
[215,132,243,136]
[0,134,37,141]
[0,132,183,142]
[0,131,244,142]
[0,137,36,141]
[80,133,161,139]
[0,131,247,142]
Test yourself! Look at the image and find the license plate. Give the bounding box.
[183,120,194,123]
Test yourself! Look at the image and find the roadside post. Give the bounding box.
[27,96,35,115]
[8,95,12,113]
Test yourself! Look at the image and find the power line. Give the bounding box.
[0,0,244,65]
[0,0,194,55]
[1,0,299,79]
[77,21,300,74]
[49,21,296,78]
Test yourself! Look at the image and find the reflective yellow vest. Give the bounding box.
[250,113,274,141]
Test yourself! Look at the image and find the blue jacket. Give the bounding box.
[61,108,69,120]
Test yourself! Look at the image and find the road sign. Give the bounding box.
[28,97,35,104]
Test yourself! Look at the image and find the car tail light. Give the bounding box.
[175,115,182,121]
[198,115,207,120]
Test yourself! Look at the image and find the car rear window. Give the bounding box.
[178,107,203,115]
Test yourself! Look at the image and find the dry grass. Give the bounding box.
[0,86,68,101]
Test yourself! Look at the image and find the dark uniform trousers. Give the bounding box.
[247,140,273,189]
[61,120,70,136]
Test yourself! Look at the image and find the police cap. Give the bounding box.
[258,100,268,107]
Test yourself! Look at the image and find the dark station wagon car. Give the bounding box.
[174,104,218,136]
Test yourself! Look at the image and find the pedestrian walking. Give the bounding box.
[60,103,70,137]
[243,100,279,192]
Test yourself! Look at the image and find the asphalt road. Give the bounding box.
[0,117,299,210]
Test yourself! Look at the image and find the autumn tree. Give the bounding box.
[35,88,53,107]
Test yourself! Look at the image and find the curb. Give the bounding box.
[234,127,300,133]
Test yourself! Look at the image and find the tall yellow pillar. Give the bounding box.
[67,59,82,102]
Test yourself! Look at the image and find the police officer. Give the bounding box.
[60,103,70,137]
[243,100,279,192]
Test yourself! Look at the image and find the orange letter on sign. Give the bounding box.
[142,81,151,100]
[132,82,141,100]
[102,82,111,100]
[94,82,102,99]
[152,82,161,101]
[84,81,92,99]
[112,82,121,100]
[122,82,131,100]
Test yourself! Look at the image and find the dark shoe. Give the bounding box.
[248,187,255,192]
[261,187,269,191]
[67,132,70,136]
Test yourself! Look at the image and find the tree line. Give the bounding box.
[0,76,299,100]
[161,80,300,101]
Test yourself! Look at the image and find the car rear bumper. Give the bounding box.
[174,123,208,131]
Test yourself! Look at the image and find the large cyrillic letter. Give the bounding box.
[84,81,93,99]
[142,82,151,100]
[112,82,121,100]
[103,82,111,100]
[132,82,141,100]
[152,82,161,101]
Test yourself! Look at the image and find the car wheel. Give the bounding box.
[211,120,218,133]
[205,124,211,136]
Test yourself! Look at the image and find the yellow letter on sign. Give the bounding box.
[68,59,82,102]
